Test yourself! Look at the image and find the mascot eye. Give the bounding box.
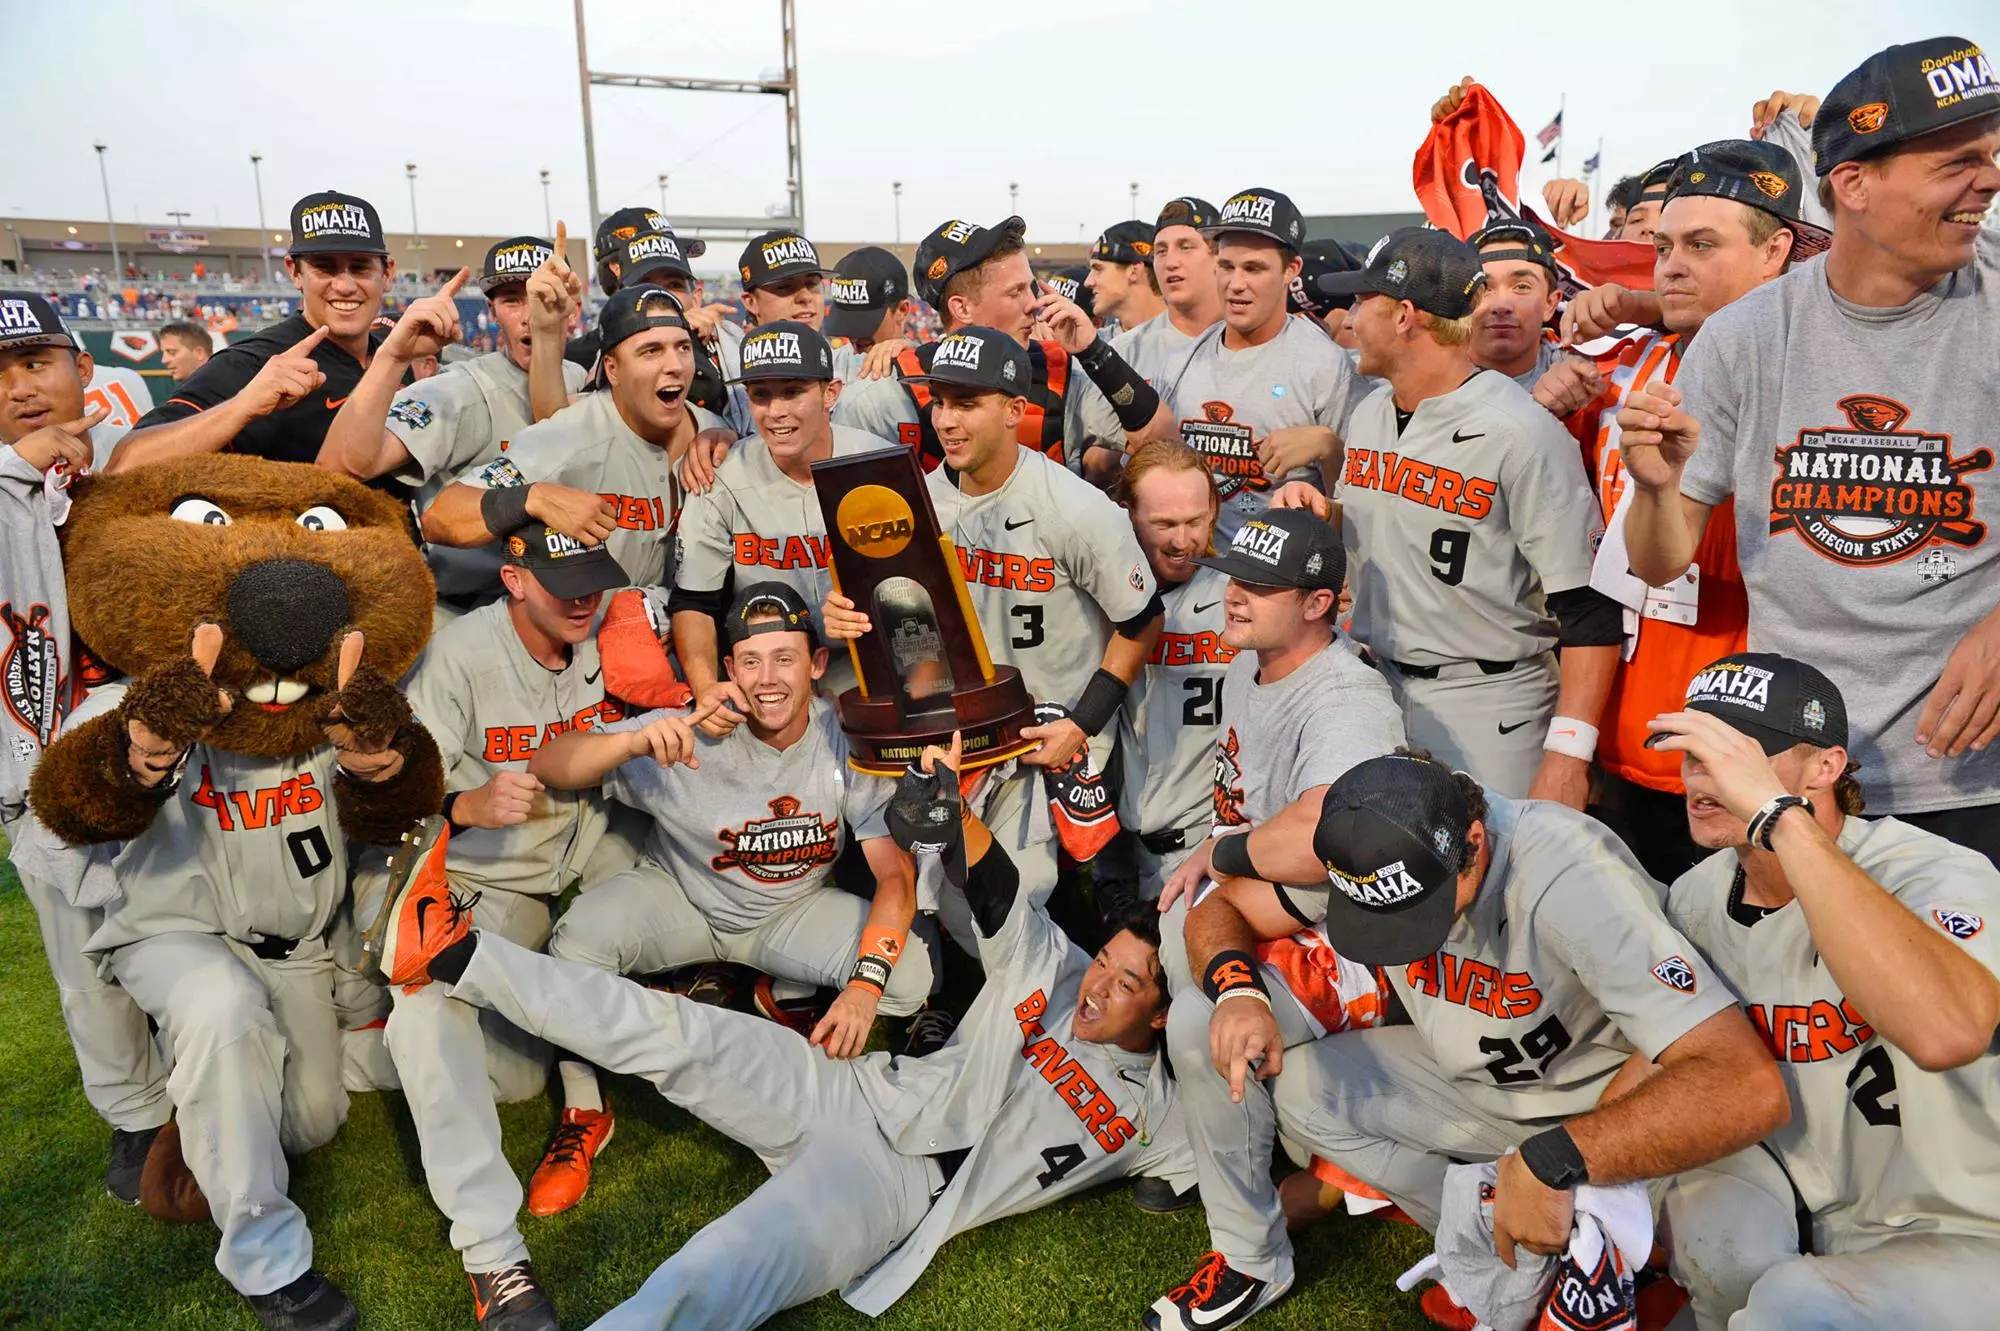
[296,505,348,533]
[169,497,232,526]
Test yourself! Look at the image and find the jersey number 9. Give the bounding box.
[1429,528,1470,587]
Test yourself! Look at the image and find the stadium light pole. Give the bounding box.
[405,162,422,278]
[540,169,552,235]
[1009,181,1018,216]
[892,181,902,244]
[658,173,669,215]
[92,142,123,279]
[250,154,269,277]
[1129,181,1139,216]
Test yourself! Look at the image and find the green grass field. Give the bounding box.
[0,856,1434,1330]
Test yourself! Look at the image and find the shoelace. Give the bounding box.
[446,889,482,931]
[542,1116,594,1167]
[481,1263,537,1309]
[1171,1252,1228,1304]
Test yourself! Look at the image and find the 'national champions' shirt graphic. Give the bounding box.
[712,794,840,882]
[1181,400,1263,500]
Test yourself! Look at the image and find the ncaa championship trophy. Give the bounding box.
[813,445,1036,774]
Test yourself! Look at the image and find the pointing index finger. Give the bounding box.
[437,267,470,299]
[289,324,333,358]
[554,219,567,254]
[63,406,111,435]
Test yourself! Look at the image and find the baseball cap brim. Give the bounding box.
[619,261,693,290]
[1316,270,1391,300]
[1192,548,1300,589]
[1785,218,1833,263]
[526,549,629,601]
[289,237,389,257]
[1643,710,1800,757]
[478,274,530,296]
[823,301,887,341]
[1204,222,1293,248]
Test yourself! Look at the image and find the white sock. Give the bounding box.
[558,1059,603,1113]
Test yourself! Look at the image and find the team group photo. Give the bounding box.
[3,1,1998,1328]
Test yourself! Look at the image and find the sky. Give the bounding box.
[9,0,1991,264]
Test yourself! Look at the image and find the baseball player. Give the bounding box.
[1619,34,2000,863]
[346,524,640,1330]
[832,216,1169,473]
[518,583,935,1212]
[700,229,840,433]
[316,235,588,620]
[1160,752,1786,1330]
[670,321,883,710]
[0,293,168,1204]
[369,728,1192,1331]
[423,285,729,589]
[822,326,1164,952]
[1114,198,1225,388]
[824,245,913,357]
[1315,227,1623,805]
[1465,218,1578,397]
[112,191,395,473]
[1647,653,2000,1330]
[1153,187,1368,538]
[1075,220,1164,481]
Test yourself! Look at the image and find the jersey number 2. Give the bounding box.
[1035,1143,1087,1189]
[1181,677,1221,726]
[1845,1045,1901,1127]
[1010,605,1045,649]
[1428,528,1470,587]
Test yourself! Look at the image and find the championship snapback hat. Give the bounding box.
[1313,754,1471,967]
[597,285,689,353]
[730,320,834,383]
[289,191,389,257]
[824,247,909,341]
[1045,266,1095,322]
[1644,652,1849,756]
[0,292,80,352]
[503,523,629,600]
[738,230,834,290]
[617,230,697,288]
[1092,220,1157,265]
[481,236,553,295]
[1206,187,1308,249]
[903,325,1029,394]
[725,581,820,649]
[1155,196,1219,233]
[1291,238,1365,317]
[1194,509,1344,592]
[595,207,705,266]
[1318,227,1486,320]
[913,216,1027,308]
[1664,140,1833,259]
[1467,218,1560,282]
[1814,36,1999,174]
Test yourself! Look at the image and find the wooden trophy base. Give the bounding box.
[838,666,1039,775]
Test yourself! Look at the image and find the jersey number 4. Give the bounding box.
[1479,1014,1572,1085]
[1035,1143,1087,1189]
[1845,1045,1901,1127]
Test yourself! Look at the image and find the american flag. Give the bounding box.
[1536,110,1563,149]
[1582,151,1601,178]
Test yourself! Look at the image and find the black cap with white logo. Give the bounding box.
[913,216,1027,309]
[1155,196,1219,233]
[0,291,80,352]
[503,522,629,600]
[1045,266,1095,321]
[903,325,1029,394]
[594,207,706,266]
[738,230,834,290]
[1815,36,1999,174]
[1193,508,1344,592]
[1205,187,1308,249]
[1092,220,1157,265]
[597,285,690,354]
[1665,140,1832,259]
[617,230,697,288]
[289,191,389,257]
[725,580,820,650]
[481,236,552,295]
[1291,239,1365,318]
[1313,753,1471,967]
[1318,227,1486,320]
[1645,651,1850,757]
[730,320,834,383]
[824,246,908,341]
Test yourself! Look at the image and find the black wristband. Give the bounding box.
[479,482,533,540]
[1069,669,1128,737]
[1520,1126,1590,1190]
[1201,949,1269,1003]
[850,954,893,994]
[1210,830,1265,882]
[1747,795,1813,851]
[1071,338,1161,433]
[441,790,469,833]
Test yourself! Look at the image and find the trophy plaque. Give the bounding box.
[812,445,1037,775]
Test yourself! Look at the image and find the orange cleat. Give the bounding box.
[1420,1283,1480,1331]
[527,1105,615,1217]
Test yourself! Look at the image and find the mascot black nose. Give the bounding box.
[226,560,352,675]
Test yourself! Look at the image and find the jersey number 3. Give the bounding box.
[1010,605,1045,649]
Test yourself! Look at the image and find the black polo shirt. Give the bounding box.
[131,313,390,465]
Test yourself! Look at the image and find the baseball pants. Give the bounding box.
[549,862,933,1017]
[1380,652,1559,799]
[108,930,346,1297]
[449,934,937,1331]
[5,817,168,1133]
[1660,1146,1999,1331]
[352,868,555,1275]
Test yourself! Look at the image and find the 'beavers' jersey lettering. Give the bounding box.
[189,766,324,832]
[1013,988,1138,1155]
[480,699,627,762]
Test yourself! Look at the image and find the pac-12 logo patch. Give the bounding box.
[1651,955,1698,993]
[712,796,838,882]
[1933,908,1985,941]
[1769,393,1992,567]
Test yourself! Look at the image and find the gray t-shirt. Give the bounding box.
[1507,335,1565,392]
[1678,231,2000,815]
[1111,309,1204,390]
[1118,566,1237,838]
[1158,314,1366,537]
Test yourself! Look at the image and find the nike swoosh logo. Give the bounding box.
[1452,429,1483,443]
[584,667,602,685]
[414,894,436,940]
[1186,1284,1260,1326]
[1497,719,1533,735]
[325,395,350,410]
[1192,601,1220,614]
[1004,517,1034,531]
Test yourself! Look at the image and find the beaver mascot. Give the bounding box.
[28,454,441,1331]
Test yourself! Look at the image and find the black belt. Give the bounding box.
[246,933,305,961]
[1140,827,1191,854]
[1389,657,1517,681]
[930,1147,970,1198]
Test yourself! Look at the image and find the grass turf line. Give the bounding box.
[0,857,1433,1329]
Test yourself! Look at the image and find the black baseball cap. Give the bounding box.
[1155,196,1219,233]
[0,292,79,352]
[1468,218,1560,282]
[914,216,1026,309]
[1636,158,1680,201]
[1046,266,1095,321]
[1092,220,1157,265]
[1207,187,1307,250]
[289,191,389,257]
[739,230,834,290]
[1194,508,1344,592]
[730,320,834,383]
[1816,36,1999,174]
[1291,238,1364,317]
[1645,652,1850,756]
[1319,227,1486,320]
[1313,754,1471,967]
[503,522,629,600]
[481,236,552,295]
[597,285,690,354]
[904,325,1029,394]
[594,207,706,267]
[617,230,697,289]
[1665,140,1833,260]
[725,581,820,650]
[824,246,908,341]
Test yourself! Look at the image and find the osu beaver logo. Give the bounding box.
[1180,401,1266,498]
[1749,170,1789,199]
[1213,726,1247,827]
[712,795,839,881]
[1769,393,1993,567]
[1848,101,1890,134]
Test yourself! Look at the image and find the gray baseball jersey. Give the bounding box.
[1158,315,1367,537]
[599,698,894,933]
[926,446,1156,713]
[1110,310,1204,389]
[1117,567,1236,838]
[1,446,75,815]
[1282,794,1735,1122]
[406,598,624,897]
[1213,633,1405,835]
[710,319,755,437]
[1339,368,1602,667]
[452,388,725,590]
[1666,815,2000,1251]
[388,351,589,603]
